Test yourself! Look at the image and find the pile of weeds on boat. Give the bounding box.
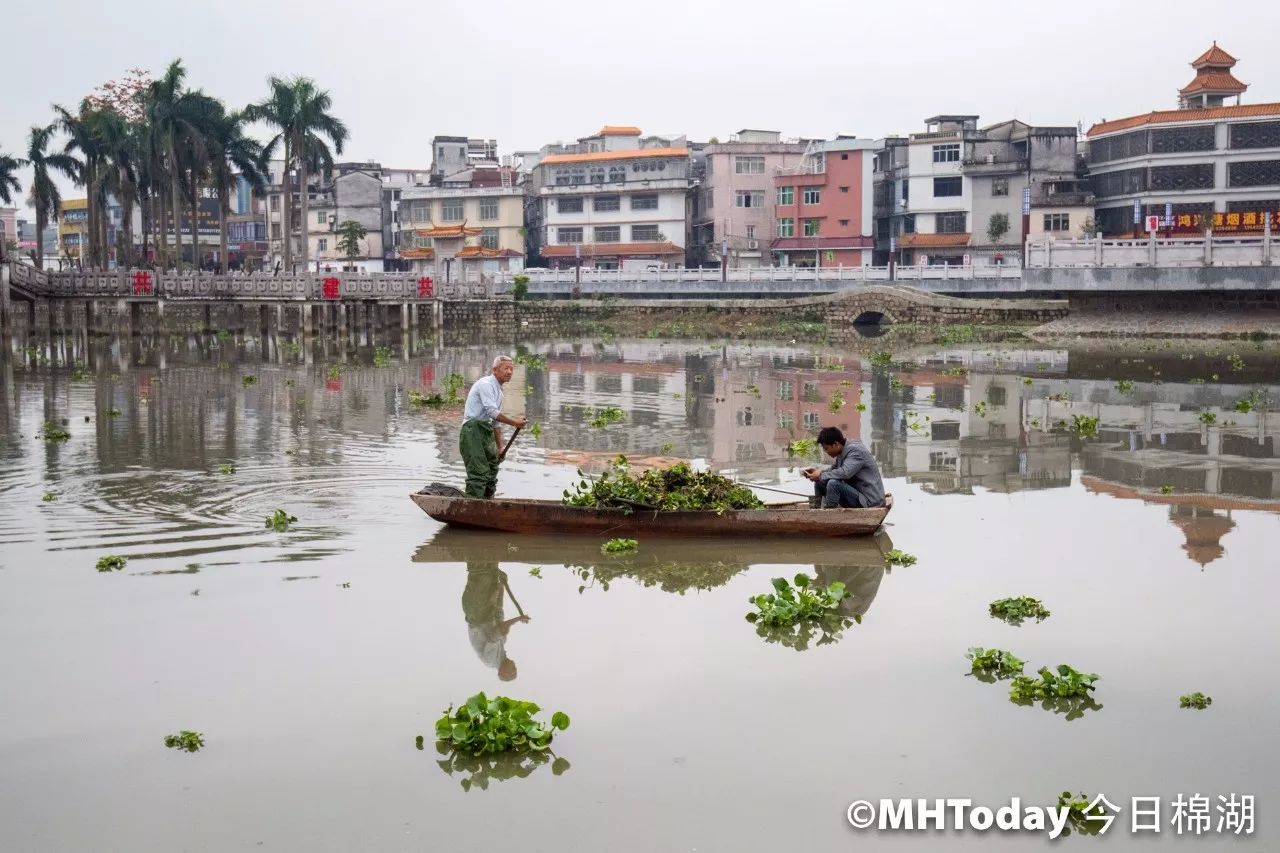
[563,456,764,512]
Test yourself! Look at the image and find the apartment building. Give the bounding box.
[771,137,876,267]
[690,130,807,268]
[399,167,524,281]
[528,126,689,270]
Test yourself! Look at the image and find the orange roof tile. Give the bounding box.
[456,246,523,258]
[540,147,688,166]
[1179,71,1248,95]
[1087,102,1280,136]
[597,125,642,136]
[1191,42,1237,68]
[400,247,435,259]
[898,233,970,249]
[541,241,683,258]
[413,225,482,238]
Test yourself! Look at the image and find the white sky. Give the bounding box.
[3,0,1277,213]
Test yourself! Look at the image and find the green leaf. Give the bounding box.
[550,711,570,731]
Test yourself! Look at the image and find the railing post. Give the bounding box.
[1095,232,1103,266]
[1204,228,1213,266]
[1264,216,1273,266]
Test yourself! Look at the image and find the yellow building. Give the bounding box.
[58,198,88,263]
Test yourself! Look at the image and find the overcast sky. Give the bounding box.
[3,0,1277,213]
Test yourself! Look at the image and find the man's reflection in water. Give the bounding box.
[461,561,529,681]
[813,562,885,620]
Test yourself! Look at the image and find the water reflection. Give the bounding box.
[461,560,529,681]
[3,329,1278,573]
[433,740,571,792]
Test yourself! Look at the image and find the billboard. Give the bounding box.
[143,195,222,237]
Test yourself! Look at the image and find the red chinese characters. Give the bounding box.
[131,271,152,295]
[322,276,340,299]
[417,276,434,298]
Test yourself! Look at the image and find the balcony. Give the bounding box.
[1032,191,1095,207]
[962,157,1028,175]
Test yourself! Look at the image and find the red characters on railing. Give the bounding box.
[417,276,434,297]
[131,271,153,295]
[322,277,340,299]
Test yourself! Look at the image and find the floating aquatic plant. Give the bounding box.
[265,509,297,532]
[39,421,71,443]
[1180,692,1212,710]
[989,596,1050,625]
[163,731,204,753]
[601,538,638,554]
[885,549,917,567]
[96,555,127,572]
[372,347,392,367]
[966,647,1025,678]
[435,693,569,756]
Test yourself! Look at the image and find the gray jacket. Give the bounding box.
[818,441,885,506]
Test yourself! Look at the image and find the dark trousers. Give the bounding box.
[815,479,872,508]
[460,419,500,498]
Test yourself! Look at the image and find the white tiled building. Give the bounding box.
[528,127,689,270]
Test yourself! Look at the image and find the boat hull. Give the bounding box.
[409,493,892,537]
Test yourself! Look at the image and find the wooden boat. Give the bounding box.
[409,491,892,537]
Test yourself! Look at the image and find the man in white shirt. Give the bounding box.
[460,355,528,498]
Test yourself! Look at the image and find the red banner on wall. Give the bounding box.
[1170,210,1280,234]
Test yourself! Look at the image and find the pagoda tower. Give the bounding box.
[1178,42,1248,109]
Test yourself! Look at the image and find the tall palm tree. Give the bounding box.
[247,76,347,272]
[0,151,20,262]
[207,108,267,272]
[0,151,21,205]
[19,123,80,270]
[56,103,134,268]
[145,60,212,268]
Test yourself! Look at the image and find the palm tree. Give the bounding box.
[247,76,347,272]
[207,108,267,272]
[19,123,80,270]
[145,60,213,268]
[56,102,135,268]
[0,151,20,263]
[0,151,21,205]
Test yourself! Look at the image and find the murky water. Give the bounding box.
[1,327,1276,851]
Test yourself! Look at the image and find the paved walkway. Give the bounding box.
[1035,310,1280,338]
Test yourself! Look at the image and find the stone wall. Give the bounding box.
[1068,291,1280,314]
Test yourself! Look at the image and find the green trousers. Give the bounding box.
[460,419,500,498]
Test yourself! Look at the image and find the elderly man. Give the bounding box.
[802,426,886,509]
[460,355,527,498]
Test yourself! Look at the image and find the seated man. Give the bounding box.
[803,426,886,509]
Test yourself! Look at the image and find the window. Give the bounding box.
[987,386,1007,407]
[777,218,794,238]
[270,195,280,211]
[630,193,658,210]
[777,186,794,205]
[839,186,849,193]
[936,212,967,233]
[802,412,821,430]
[802,188,821,205]
[316,211,327,224]
[481,228,499,249]
[735,190,765,208]
[593,226,620,243]
[838,219,849,227]
[588,167,605,184]
[317,238,328,251]
[412,203,429,222]
[479,199,498,220]
[558,197,583,213]
[735,156,765,174]
[441,201,463,221]
[777,380,793,400]
[558,227,582,244]
[991,178,1009,197]
[778,412,794,430]
[631,224,661,241]
[705,190,713,210]
[608,166,626,182]
[593,195,620,212]
[933,177,962,197]
[803,219,820,236]
[745,225,755,239]
[903,214,916,233]
[271,223,281,239]
[932,143,960,163]
[1042,213,1070,232]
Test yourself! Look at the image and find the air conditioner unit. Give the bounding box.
[747,240,759,250]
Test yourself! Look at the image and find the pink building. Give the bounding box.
[0,208,17,261]
[690,130,808,267]
[771,138,876,267]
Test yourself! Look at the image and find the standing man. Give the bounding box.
[460,355,527,499]
[802,426,885,508]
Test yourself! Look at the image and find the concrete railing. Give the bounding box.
[1026,233,1275,269]
[5,265,495,300]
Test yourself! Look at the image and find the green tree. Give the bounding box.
[0,151,21,205]
[144,60,213,268]
[247,76,348,272]
[335,219,366,262]
[19,123,80,269]
[986,212,1010,244]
